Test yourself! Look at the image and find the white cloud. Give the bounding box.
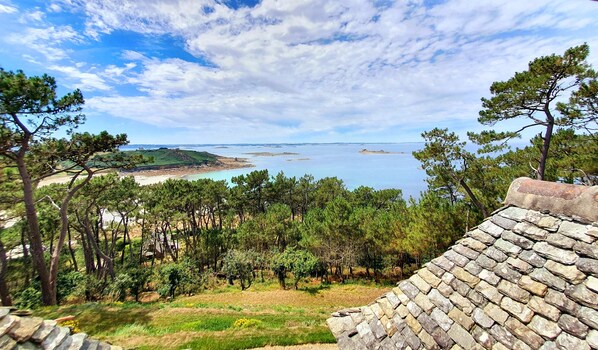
[5,0,598,143]
[0,3,17,14]
[47,64,111,91]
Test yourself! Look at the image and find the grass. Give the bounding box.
[34,283,387,350]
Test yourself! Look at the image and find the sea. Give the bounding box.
[122,143,428,199]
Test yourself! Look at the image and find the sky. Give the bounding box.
[1,0,598,145]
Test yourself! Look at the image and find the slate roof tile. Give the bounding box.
[328,178,598,350]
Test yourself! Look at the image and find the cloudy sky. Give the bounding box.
[1,0,597,144]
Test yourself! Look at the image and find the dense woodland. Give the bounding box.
[0,44,596,307]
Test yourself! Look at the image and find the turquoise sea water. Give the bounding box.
[123,143,428,199]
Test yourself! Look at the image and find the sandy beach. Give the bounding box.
[39,156,253,187]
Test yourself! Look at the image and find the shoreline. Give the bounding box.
[38,157,254,187]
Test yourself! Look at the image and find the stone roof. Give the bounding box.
[327,177,598,349]
[0,308,121,350]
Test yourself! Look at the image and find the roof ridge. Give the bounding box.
[505,177,598,223]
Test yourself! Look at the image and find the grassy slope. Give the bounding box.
[35,283,388,350]
[125,148,220,170]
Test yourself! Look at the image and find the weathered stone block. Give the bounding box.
[498,207,528,222]
[444,250,469,267]
[414,293,435,314]
[586,330,598,350]
[490,324,516,348]
[475,280,503,304]
[0,316,17,338]
[472,308,494,328]
[513,221,549,240]
[525,210,561,231]
[506,257,533,274]
[501,297,534,323]
[546,233,577,249]
[558,314,588,338]
[405,313,422,334]
[454,243,481,259]
[430,308,453,332]
[410,274,432,294]
[469,228,497,245]
[494,262,522,283]
[385,292,401,309]
[453,267,481,288]
[480,220,506,237]
[0,335,16,350]
[417,328,437,350]
[449,292,475,315]
[377,298,395,319]
[402,325,422,350]
[555,332,590,350]
[576,257,598,275]
[573,241,598,259]
[484,246,508,263]
[369,318,387,341]
[545,289,579,315]
[467,289,487,307]
[471,326,494,350]
[30,320,57,343]
[497,280,531,303]
[419,268,442,288]
[465,260,483,276]
[428,289,453,314]
[565,283,598,308]
[370,302,384,319]
[545,260,586,284]
[41,326,70,350]
[8,317,43,343]
[417,311,439,335]
[448,307,474,331]
[528,296,560,322]
[518,275,548,296]
[431,326,454,349]
[479,269,500,286]
[450,277,471,297]
[407,301,422,318]
[533,241,579,265]
[477,254,498,270]
[448,323,477,349]
[396,304,409,319]
[438,282,454,298]
[529,268,568,291]
[495,238,522,256]
[528,315,562,340]
[398,280,420,299]
[505,318,544,349]
[432,256,456,272]
[502,230,534,249]
[427,261,446,278]
[558,221,593,243]
[483,302,509,325]
[519,250,546,268]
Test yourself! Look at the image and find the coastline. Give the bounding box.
[38,156,253,187]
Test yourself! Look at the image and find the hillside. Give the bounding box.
[124,148,220,170]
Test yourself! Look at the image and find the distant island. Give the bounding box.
[359,148,405,155]
[120,148,252,179]
[243,152,300,156]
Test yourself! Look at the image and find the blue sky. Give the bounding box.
[1,0,597,144]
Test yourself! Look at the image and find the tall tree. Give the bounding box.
[413,128,490,217]
[473,44,596,180]
[0,68,139,305]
